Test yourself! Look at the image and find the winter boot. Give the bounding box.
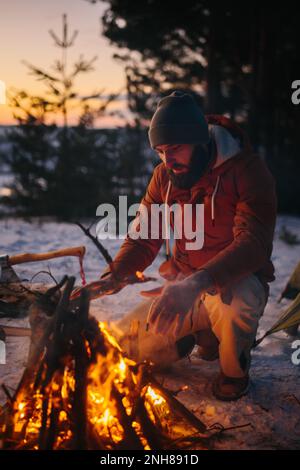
[195,329,219,361]
[212,371,250,401]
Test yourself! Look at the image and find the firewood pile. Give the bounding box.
[0,276,214,450]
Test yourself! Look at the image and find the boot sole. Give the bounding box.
[212,379,250,402]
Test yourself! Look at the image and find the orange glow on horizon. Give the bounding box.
[0,95,131,128]
[0,0,127,127]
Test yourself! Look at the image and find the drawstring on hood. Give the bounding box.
[211,175,220,226]
[165,179,172,260]
[163,175,220,261]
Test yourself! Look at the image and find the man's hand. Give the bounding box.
[71,273,123,301]
[148,270,215,337]
[71,270,156,302]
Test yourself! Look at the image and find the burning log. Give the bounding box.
[0,275,213,450]
[72,289,89,450]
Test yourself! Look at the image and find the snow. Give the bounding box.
[0,215,300,449]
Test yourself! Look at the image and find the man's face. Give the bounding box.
[155,144,195,174]
[155,143,211,189]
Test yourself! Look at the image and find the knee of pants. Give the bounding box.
[112,299,188,367]
[236,274,267,311]
[206,274,267,335]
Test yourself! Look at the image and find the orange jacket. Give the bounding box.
[108,115,277,294]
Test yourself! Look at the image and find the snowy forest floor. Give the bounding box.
[0,215,300,450]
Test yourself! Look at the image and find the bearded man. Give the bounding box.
[92,91,277,401]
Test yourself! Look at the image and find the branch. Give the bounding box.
[30,270,59,285]
[75,221,113,266]
[22,60,60,83]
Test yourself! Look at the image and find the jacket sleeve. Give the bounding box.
[101,165,164,279]
[201,155,277,290]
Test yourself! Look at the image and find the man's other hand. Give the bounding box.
[148,270,215,337]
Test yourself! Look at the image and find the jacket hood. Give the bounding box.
[206,115,252,169]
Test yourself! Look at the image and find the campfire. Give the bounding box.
[0,276,212,450]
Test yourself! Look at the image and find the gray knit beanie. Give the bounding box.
[148,91,209,148]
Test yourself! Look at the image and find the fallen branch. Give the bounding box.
[75,221,113,267]
[208,422,253,433]
[146,375,207,435]
[30,270,59,285]
[1,384,13,403]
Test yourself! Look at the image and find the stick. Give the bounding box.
[14,278,70,398]
[111,384,144,450]
[38,396,50,450]
[147,375,207,435]
[0,325,31,337]
[9,246,86,266]
[75,222,113,266]
[73,289,89,450]
[135,396,165,450]
[44,405,60,450]
[39,277,75,391]
[1,384,13,402]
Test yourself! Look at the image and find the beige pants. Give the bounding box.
[113,274,268,378]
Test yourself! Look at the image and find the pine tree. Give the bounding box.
[86,1,300,214]
[2,14,120,218]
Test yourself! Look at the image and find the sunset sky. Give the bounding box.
[0,0,127,127]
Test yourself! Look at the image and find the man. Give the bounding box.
[98,91,277,401]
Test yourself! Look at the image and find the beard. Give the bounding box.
[167,143,212,189]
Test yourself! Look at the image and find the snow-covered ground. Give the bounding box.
[0,215,300,450]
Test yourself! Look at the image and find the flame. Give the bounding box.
[145,386,166,406]
[4,320,192,450]
[61,367,75,400]
[135,271,145,280]
[59,410,67,422]
[86,325,131,445]
[18,402,25,411]
[99,321,122,351]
